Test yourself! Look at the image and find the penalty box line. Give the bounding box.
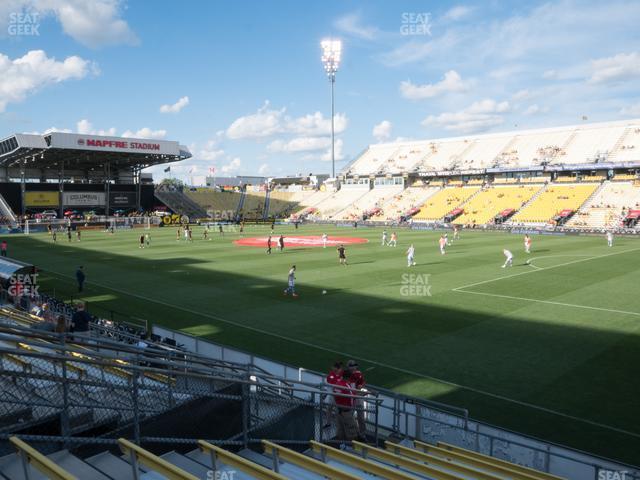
[44,267,640,440]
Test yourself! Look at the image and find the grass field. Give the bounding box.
[7,224,640,465]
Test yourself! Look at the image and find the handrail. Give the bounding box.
[198,440,287,480]
[434,441,566,480]
[9,436,77,480]
[262,440,360,480]
[351,440,464,480]
[309,440,416,480]
[118,438,198,480]
[383,441,507,480]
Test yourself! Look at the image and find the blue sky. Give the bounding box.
[0,0,639,184]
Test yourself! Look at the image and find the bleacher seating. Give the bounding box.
[333,185,404,220]
[184,189,242,217]
[1,435,568,479]
[567,181,640,229]
[312,188,371,219]
[413,186,481,221]
[371,186,441,221]
[239,191,266,220]
[509,183,599,224]
[456,185,543,225]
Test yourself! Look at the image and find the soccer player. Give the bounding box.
[145,233,150,247]
[76,266,85,292]
[76,230,81,242]
[266,235,272,255]
[67,226,72,242]
[176,227,181,241]
[219,224,224,236]
[337,244,347,265]
[606,231,613,247]
[322,233,328,248]
[139,234,145,249]
[524,234,532,253]
[444,233,450,246]
[502,249,514,268]
[188,228,193,242]
[439,235,446,255]
[388,232,397,247]
[203,227,209,241]
[381,230,387,246]
[406,244,416,267]
[52,231,57,243]
[283,265,298,297]
[278,235,285,252]
[453,225,460,241]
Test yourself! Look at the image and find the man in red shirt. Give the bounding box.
[347,360,367,440]
[333,369,358,443]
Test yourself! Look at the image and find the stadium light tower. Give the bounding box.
[321,39,342,179]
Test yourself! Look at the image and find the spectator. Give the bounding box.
[70,303,91,337]
[333,369,358,444]
[0,240,7,257]
[55,315,67,334]
[76,266,85,292]
[347,359,367,440]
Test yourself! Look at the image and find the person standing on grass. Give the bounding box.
[203,227,209,241]
[381,230,387,246]
[337,244,347,265]
[406,244,416,267]
[219,224,224,236]
[266,235,272,255]
[76,266,85,292]
[322,233,328,248]
[67,226,72,242]
[278,235,285,252]
[524,234,532,254]
[76,230,81,242]
[283,265,298,297]
[0,240,7,257]
[502,249,514,268]
[606,231,613,247]
[439,235,447,255]
[145,233,150,247]
[52,231,57,243]
[139,234,145,249]
[388,232,397,247]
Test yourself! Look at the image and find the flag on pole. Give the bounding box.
[164,166,171,173]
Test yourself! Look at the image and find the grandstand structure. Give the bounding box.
[0,299,637,479]
[250,119,640,230]
[0,132,191,220]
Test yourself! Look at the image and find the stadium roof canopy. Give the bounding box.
[0,132,191,172]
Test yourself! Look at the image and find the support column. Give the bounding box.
[58,161,65,219]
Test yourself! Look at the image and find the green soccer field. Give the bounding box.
[7,224,640,464]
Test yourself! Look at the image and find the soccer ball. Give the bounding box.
[526,260,530,265]
[322,290,327,295]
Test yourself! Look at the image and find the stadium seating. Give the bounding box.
[155,189,209,219]
[312,188,371,219]
[333,185,404,220]
[413,186,481,221]
[609,127,640,162]
[509,183,599,224]
[567,181,640,229]
[371,186,441,221]
[1,435,568,479]
[239,191,266,220]
[455,185,543,225]
[185,189,242,216]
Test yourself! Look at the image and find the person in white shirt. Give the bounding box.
[502,249,514,268]
[606,231,613,247]
[381,230,387,246]
[524,234,531,254]
[406,244,416,267]
[322,233,328,248]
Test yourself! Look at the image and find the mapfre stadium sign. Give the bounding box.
[48,132,180,156]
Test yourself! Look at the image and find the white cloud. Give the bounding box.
[258,163,269,175]
[285,111,347,136]
[442,5,473,22]
[542,69,558,79]
[159,96,189,114]
[121,127,167,139]
[267,136,331,153]
[512,89,531,101]
[378,31,459,67]
[319,138,344,162]
[589,52,640,84]
[226,102,348,143]
[620,102,640,117]
[0,50,94,112]
[226,101,285,139]
[194,140,224,161]
[0,0,138,48]
[523,104,549,116]
[400,70,471,100]
[334,12,378,40]
[372,120,392,141]
[76,119,116,136]
[422,99,510,133]
[221,157,241,174]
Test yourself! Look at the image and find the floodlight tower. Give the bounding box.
[321,39,342,179]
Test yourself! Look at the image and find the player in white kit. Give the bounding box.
[502,249,513,268]
[606,231,613,247]
[381,230,387,246]
[439,235,446,255]
[322,233,328,248]
[406,244,416,267]
[524,234,532,254]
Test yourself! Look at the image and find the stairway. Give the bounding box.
[607,127,632,162]
[263,189,271,220]
[235,189,247,220]
[154,189,209,220]
[0,193,19,229]
[505,182,549,223]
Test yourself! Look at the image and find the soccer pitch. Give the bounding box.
[9,225,640,464]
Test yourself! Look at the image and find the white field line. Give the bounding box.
[44,266,640,439]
